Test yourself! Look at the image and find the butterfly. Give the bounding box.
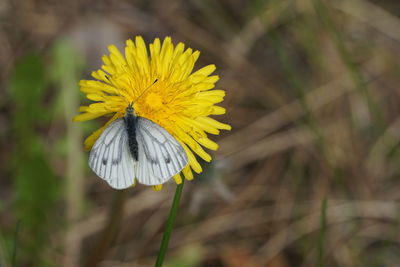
[88,102,188,189]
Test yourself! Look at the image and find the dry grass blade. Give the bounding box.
[257,200,400,264]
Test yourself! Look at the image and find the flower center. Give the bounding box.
[145,92,164,110]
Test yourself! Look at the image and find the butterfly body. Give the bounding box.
[124,104,139,161]
[89,104,188,189]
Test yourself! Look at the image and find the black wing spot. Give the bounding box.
[102,158,107,165]
[165,157,171,164]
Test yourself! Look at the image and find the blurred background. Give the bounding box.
[1,0,400,266]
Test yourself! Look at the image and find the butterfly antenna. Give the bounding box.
[133,79,158,103]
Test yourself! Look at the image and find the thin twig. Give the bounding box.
[85,190,128,267]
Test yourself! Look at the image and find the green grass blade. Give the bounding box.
[11,220,21,267]
[317,197,327,267]
[312,0,384,133]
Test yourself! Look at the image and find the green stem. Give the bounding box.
[155,180,185,267]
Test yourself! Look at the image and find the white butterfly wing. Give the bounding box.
[89,119,136,189]
[135,117,188,185]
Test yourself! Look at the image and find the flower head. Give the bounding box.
[74,36,230,189]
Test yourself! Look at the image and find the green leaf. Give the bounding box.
[8,53,46,116]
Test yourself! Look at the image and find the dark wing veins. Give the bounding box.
[95,126,124,166]
[139,126,180,165]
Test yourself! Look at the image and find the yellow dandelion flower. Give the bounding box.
[74,36,230,188]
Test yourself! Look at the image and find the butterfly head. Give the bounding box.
[126,102,135,116]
